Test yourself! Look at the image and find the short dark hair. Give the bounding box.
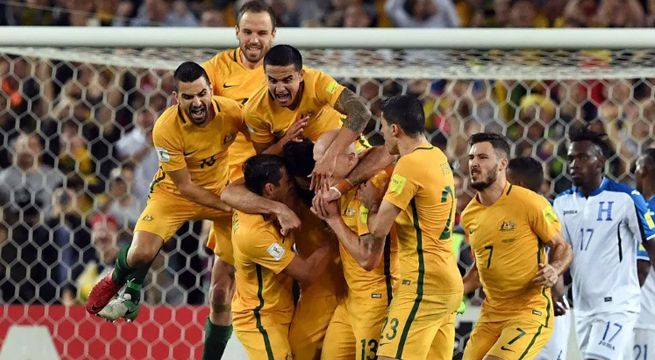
[569,126,611,159]
[469,132,511,159]
[243,154,285,195]
[237,0,276,31]
[640,148,655,174]
[282,139,314,178]
[173,61,210,90]
[264,45,302,72]
[381,95,425,137]
[507,157,543,193]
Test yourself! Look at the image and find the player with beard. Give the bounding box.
[200,2,286,358]
[553,129,655,360]
[630,148,655,360]
[85,62,245,339]
[243,44,372,191]
[202,0,275,182]
[461,133,572,360]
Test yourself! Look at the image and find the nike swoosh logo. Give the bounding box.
[500,346,514,352]
[223,83,237,88]
[184,150,196,156]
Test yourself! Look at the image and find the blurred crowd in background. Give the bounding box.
[2,0,655,308]
[3,0,655,28]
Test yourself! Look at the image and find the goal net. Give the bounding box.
[1,28,653,359]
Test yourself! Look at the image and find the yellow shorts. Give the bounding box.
[321,296,389,360]
[234,311,293,360]
[427,312,456,360]
[204,217,234,265]
[377,291,460,360]
[462,318,553,360]
[134,189,232,256]
[289,294,339,360]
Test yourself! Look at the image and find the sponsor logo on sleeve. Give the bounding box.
[325,81,339,94]
[542,206,558,224]
[155,147,171,162]
[359,205,369,224]
[267,243,286,261]
[389,174,407,194]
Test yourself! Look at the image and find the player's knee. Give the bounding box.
[126,246,151,267]
[127,233,162,267]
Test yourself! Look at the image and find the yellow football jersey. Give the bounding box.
[151,96,242,195]
[231,210,295,321]
[461,183,561,323]
[243,67,346,145]
[339,171,398,302]
[383,146,463,296]
[294,204,347,299]
[203,48,262,180]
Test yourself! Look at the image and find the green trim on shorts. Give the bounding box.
[254,265,274,360]
[384,234,393,306]
[395,199,424,358]
[518,324,543,360]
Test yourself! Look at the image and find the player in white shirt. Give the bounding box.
[627,149,655,360]
[553,129,655,360]
[507,157,572,360]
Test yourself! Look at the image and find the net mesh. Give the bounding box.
[1,46,653,359]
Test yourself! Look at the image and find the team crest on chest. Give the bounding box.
[499,220,516,232]
[344,207,356,217]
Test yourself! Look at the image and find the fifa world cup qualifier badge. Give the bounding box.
[390,174,407,194]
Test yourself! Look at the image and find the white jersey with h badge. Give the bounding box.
[553,178,655,360]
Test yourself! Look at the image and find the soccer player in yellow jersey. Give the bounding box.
[232,154,332,360]
[86,62,242,325]
[354,95,464,360]
[311,130,399,360]
[461,133,572,360]
[506,157,571,360]
[243,44,372,190]
[202,0,275,182]
[222,137,393,359]
[200,2,281,357]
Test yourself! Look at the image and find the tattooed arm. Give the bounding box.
[311,88,372,190]
[361,200,401,269]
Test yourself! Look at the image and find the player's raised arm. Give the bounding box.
[312,88,372,190]
[282,245,332,285]
[221,178,300,236]
[313,189,385,271]
[364,200,401,267]
[167,168,231,212]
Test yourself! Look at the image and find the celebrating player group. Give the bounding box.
[84,1,655,359]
